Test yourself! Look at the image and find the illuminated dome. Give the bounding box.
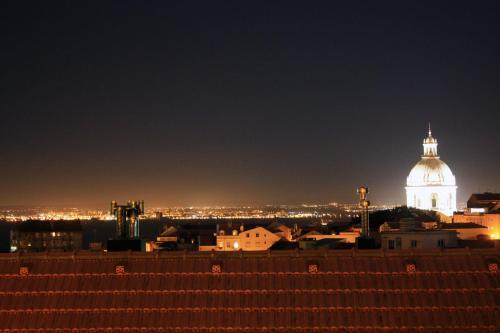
[406,158,456,187]
[405,125,457,216]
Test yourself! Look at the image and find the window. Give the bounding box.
[226,242,231,248]
[246,233,250,238]
[437,239,445,248]
[256,233,260,238]
[388,240,395,250]
[431,193,438,208]
[411,240,417,248]
[396,237,402,249]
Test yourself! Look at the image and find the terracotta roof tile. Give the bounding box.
[0,249,498,331]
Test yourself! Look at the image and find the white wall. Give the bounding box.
[381,230,457,249]
[406,185,457,216]
[207,227,281,252]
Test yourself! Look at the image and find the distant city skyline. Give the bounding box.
[1,2,499,207]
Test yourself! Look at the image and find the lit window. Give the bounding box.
[233,242,239,249]
[218,242,223,249]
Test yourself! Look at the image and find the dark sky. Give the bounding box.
[1,1,499,208]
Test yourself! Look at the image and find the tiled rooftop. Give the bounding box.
[0,248,498,332]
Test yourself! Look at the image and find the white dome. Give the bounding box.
[405,125,457,216]
[407,157,456,187]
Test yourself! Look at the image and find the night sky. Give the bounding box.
[1,1,499,208]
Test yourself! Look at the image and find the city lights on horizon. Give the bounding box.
[0,202,399,222]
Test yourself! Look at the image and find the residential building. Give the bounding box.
[200,226,280,251]
[380,218,457,250]
[453,193,500,239]
[10,220,83,252]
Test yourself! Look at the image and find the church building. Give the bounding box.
[406,126,457,216]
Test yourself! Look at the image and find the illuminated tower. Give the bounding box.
[357,186,370,237]
[110,200,145,239]
[405,125,457,216]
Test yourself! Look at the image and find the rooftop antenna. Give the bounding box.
[428,122,432,136]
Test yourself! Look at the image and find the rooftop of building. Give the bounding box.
[0,247,497,273]
[441,222,488,229]
[13,219,83,232]
[467,193,500,213]
[468,192,500,202]
[380,229,457,235]
[0,249,498,332]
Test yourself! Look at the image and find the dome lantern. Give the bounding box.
[423,123,438,157]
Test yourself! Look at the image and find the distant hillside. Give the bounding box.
[352,206,438,232]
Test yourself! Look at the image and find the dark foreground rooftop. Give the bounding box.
[0,248,498,332]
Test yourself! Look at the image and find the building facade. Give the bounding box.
[381,230,458,249]
[200,226,280,251]
[453,193,500,239]
[406,126,457,216]
[380,218,458,249]
[10,220,83,252]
